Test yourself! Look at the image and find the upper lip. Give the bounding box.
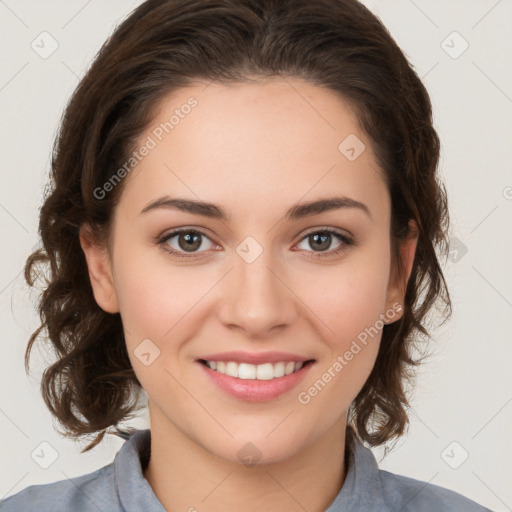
[198,351,314,365]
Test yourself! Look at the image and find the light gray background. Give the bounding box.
[0,1,511,510]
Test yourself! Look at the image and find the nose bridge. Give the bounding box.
[217,241,296,336]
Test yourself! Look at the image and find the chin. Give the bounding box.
[202,427,314,467]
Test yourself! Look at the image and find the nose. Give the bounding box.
[216,248,298,339]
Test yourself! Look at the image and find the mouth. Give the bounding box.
[198,359,315,380]
[196,353,316,402]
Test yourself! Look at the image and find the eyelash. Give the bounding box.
[156,227,355,260]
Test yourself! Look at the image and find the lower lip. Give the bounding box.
[197,361,315,402]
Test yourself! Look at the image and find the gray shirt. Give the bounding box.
[0,429,492,511]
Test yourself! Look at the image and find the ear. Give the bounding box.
[385,219,418,322]
[79,224,119,314]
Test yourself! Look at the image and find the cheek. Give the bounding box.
[296,265,388,425]
[296,343,379,441]
[292,240,391,412]
[112,255,206,402]
[112,239,206,338]
[296,246,391,348]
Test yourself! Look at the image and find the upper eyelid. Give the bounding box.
[299,226,351,238]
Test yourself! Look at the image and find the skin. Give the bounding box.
[80,77,417,512]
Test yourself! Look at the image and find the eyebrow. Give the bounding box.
[140,196,372,222]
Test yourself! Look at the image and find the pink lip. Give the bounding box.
[197,359,315,402]
[198,350,311,365]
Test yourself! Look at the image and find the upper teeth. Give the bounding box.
[206,361,304,380]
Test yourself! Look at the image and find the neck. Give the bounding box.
[143,408,349,512]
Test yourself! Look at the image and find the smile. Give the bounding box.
[200,360,311,380]
[197,357,315,402]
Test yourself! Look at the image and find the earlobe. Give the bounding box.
[385,219,419,322]
[79,224,119,314]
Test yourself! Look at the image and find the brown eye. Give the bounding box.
[176,231,202,252]
[295,229,354,259]
[158,229,215,257]
[306,232,334,252]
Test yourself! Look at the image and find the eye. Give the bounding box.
[295,229,355,259]
[156,227,355,260]
[157,229,216,258]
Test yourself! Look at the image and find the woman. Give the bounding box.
[1,0,492,510]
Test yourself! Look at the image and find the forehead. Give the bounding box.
[117,77,389,224]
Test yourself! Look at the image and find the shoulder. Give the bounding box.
[337,429,494,512]
[0,463,118,512]
[378,468,493,512]
[1,429,157,512]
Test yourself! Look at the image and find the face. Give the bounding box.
[81,77,417,465]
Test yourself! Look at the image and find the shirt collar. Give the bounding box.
[115,429,166,511]
[325,427,389,511]
[115,427,388,512]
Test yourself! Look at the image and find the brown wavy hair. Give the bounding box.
[24,0,451,452]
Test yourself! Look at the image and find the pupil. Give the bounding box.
[179,232,201,252]
[311,233,330,251]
